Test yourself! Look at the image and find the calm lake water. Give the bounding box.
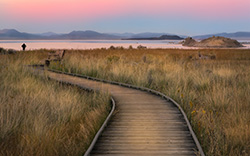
[0,40,250,50]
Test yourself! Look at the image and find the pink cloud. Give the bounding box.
[6,0,128,22]
[5,0,250,22]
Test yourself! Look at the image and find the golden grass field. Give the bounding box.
[49,48,250,156]
[0,51,110,156]
[0,48,249,156]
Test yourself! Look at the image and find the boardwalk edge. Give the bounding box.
[84,98,116,156]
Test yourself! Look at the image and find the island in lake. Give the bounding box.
[123,35,184,40]
[182,36,243,48]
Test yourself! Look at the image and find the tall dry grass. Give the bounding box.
[0,51,110,156]
[50,48,250,156]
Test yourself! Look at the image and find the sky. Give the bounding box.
[1,0,250,35]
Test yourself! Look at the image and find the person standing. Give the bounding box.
[21,43,26,51]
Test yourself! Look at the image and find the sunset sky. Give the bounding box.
[1,0,250,35]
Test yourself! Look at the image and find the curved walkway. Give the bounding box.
[33,66,203,156]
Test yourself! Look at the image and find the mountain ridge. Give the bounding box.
[1,29,250,40]
[193,32,250,39]
[0,29,187,40]
[0,29,120,40]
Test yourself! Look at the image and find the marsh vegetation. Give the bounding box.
[0,51,110,155]
[1,48,249,156]
[50,48,250,156]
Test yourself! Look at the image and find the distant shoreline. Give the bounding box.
[0,39,249,51]
[122,38,183,40]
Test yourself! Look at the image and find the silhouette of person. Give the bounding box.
[21,43,26,51]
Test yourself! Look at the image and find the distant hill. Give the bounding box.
[58,30,119,40]
[124,35,184,40]
[183,36,243,48]
[193,32,250,40]
[0,29,40,39]
[0,29,119,40]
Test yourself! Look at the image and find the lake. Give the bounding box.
[0,40,250,50]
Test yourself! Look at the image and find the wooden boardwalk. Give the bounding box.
[34,67,202,156]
